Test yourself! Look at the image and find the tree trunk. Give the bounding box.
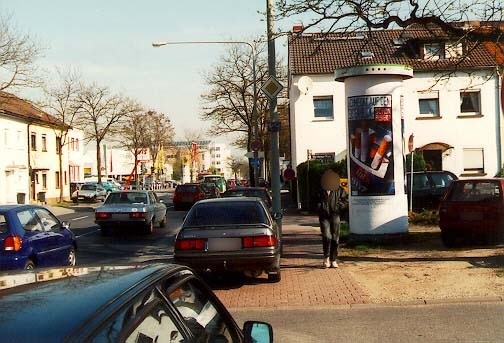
[58,141,64,202]
[96,142,102,183]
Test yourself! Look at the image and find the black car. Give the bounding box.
[0,263,273,343]
[406,170,458,211]
[222,187,272,209]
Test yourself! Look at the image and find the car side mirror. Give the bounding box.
[243,321,273,343]
[61,221,70,230]
[272,212,282,220]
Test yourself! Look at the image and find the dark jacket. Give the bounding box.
[317,187,348,218]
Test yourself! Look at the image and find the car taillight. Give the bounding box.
[95,212,112,219]
[242,235,277,248]
[175,239,206,250]
[4,236,22,252]
[129,212,146,219]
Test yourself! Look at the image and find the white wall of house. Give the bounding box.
[0,117,30,204]
[67,129,85,183]
[289,70,502,178]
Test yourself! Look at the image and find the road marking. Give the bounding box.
[76,230,99,238]
[71,216,88,221]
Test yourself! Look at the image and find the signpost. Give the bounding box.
[409,134,414,212]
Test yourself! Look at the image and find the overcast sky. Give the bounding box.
[1,1,294,152]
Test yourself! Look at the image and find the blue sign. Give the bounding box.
[251,158,260,168]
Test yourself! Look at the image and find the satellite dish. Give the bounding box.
[296,76,313,95]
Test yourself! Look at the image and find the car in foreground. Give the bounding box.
[223,187,272,209]
[173,183,207,210]
[0,264,273,343]
[0,205,76,270]
[71,183,107,203]
[199,181,221,198]
[406,170,458,211]
[174,197,282,282]
[439,178,504,246]
[95,190,167,235]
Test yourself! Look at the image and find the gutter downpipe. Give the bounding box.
[27,123,32,203]
[497,67,503,172]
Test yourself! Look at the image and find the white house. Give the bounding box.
[288,22,503,178]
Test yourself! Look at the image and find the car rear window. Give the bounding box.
[447,181,502,202]
[0,214,8,234]
[81,184,96,190]
[185,202,268,227]
[177,185,199,193]
[106,192,148,204]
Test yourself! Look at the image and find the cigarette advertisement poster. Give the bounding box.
[348,95,395,196]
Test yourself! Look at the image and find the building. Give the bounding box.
[0,91,83,204]
[288,22,503,178]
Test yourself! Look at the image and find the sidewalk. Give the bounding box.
[213,213,370,309]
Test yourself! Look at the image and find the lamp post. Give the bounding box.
[152,40,259,186]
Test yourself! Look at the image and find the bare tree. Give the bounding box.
[75,82,142,183]
[0,16,42,91]
[227,155,248,180]
[40,68,82,202]
[144,111,175,178]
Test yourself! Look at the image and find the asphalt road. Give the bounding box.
[59,191,183,266]
[231,302,504,343]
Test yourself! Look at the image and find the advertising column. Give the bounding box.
[335,65,412,235]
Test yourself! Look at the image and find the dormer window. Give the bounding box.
[424,43,443,60]
[423,41,464,60]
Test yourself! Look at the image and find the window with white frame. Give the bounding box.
[460,91,480,115]
[418,91,440,117]
[313,96,334,119]
[463,148,484,174]
[423,43,443,60]
[42,134,47,152]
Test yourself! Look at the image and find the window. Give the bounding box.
[0,215,8,234]
[463,148,484,174]
[31,133,36,151]
[56,137,61,154]
[424,43,443,60]
[64,171,67,185]
[75,138,79,151]
[42,173,47,189]
[313,97,334,119]
[42,134,47,151]
[460,91,480,115]
[17,210,43,232]
[55,171,60,189]
[418,91,440,117]
[34,208,59,231]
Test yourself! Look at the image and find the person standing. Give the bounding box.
[317,170,348,268]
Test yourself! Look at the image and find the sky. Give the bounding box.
[0,1,294,153]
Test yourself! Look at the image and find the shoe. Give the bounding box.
[323,258,330,268]
[331,261,339,268]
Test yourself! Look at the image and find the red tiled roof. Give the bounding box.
[0,91,65,128]
[289,26,500,75]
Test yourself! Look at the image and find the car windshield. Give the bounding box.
[199,183,216,191]
[106,192,148,204]
[185,202,268,227]
[81,184,96,191]
[447,181,502,202]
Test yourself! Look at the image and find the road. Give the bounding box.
[60,191,182,266]
[232,302,504,343]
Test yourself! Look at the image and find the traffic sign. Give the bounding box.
[251,140,261,152]
[261,76,283,100]
[251,158,260,168]
[283,168,295,181]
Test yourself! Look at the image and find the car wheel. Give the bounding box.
[441,231,456,247]
[144,221,154,235]
[68,247,76,266]
[159,215,166,228]
[268,271,281,283]
[24,259,35,270]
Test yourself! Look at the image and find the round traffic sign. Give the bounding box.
[251,140,261,152]
[283,168,296,181]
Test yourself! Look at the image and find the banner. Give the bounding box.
[348,95,395,196]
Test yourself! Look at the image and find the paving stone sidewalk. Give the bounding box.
[214,214,369,309]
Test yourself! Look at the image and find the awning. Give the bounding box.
[4,164,27,171]
[416,142,453,152]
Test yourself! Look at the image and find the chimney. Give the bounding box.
[292,25,303,33]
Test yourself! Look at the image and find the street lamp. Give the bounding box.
[152,40,260,186]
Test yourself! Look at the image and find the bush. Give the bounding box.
[408,210,439,225]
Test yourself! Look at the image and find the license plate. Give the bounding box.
[460,212,483,221]
[111,214,130,220]
[207,238,242,252]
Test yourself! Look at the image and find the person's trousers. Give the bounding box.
[319,214,340,261]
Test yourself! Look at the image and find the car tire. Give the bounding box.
[144,221,154,235]
[24,259,35,270]
[159,216,166,228]
[441,231,456,247]
[68,247,76,266]
[268,271,281,283]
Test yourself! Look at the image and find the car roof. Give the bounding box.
[196,197,262,204]
[109,190,150,194]
[226,187,267,191]
[0,204,46,212]
[0,264,188,341]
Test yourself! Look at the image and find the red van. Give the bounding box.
[439,178,504,246]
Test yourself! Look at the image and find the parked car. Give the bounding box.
[174,197,282,282]
[199,181,221,198]
[406,170,458,211]
[71,183,107,203]
[439,178,504,246]
[202,175,227,193]
[0,263,273,342]
[173,183,207,210]
[95,190,167,235]
[0,205,76,270]
[223,187,272,209]
[226,179,242,189]
[98,181,120,192]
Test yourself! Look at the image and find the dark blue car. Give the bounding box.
[0,205,76,270]
[0,263,273,343]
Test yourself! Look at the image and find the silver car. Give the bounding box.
[72,183,107,203]
[174,197,282,282]
[95,190,167,235]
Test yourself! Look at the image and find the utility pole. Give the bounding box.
[266,0,282,231]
